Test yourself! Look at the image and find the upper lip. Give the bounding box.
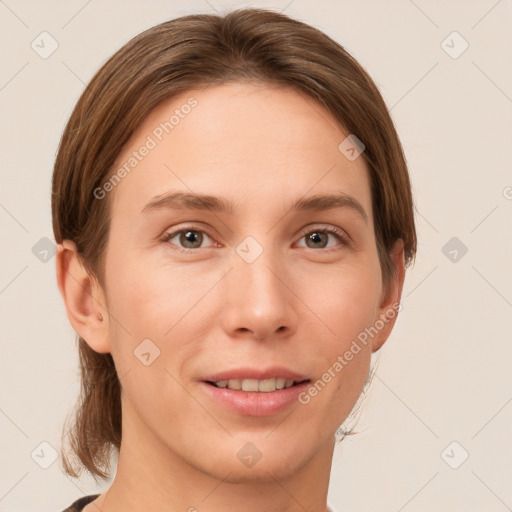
[201,366,309,382]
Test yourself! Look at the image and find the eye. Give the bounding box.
[163,228,217,251]
[295,226,349,250]
[161,225,350,253]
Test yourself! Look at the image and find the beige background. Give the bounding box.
[0,1,511,511]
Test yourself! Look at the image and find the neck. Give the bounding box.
[94,400,335,512]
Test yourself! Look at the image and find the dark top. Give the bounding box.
[61,494,100,512]
[61,493,337,511]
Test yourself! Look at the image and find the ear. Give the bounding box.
[55,240,111,354]
[371,239,406,353]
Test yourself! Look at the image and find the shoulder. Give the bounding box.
[61,494,100,512]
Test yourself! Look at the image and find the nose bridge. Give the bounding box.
[222,235,297,338]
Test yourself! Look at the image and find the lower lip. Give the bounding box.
[200,381,310,417]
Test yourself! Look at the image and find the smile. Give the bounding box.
[207,377,309,392]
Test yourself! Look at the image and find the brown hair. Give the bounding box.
[52,7,417,480]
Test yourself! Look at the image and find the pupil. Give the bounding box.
[182,230,202,248]
[308,231,326,248]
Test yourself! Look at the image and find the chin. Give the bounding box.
[193,438,316,483]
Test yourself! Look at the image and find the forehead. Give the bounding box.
[109,82,372,220]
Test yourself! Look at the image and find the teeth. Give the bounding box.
[213,378,300,392]
[259,378,276,392]
[242,379,259,392]
[228,379,241,390]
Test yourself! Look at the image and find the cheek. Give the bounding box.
[103,261,207,426]
[104,255,225,377]
[105,254,206,332]
[306,259,381,340]
[299,261,379,413]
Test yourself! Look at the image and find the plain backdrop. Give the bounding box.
[0,1,511,511]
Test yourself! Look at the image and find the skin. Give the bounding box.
[56,82,405,512]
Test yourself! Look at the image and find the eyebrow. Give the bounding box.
[141,191,368,223]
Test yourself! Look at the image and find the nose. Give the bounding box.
[220,244,298,341]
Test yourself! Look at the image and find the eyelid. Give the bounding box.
[161,224,219,251]
[294,224,351,249]
[161,223,351,251]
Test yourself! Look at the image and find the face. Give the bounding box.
[97,82,400,482]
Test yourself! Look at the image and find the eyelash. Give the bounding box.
[161,224,350,253]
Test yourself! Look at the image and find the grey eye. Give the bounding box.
[179,230,204,249]
[305,231,329,249]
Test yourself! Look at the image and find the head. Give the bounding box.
[53,8,416,482]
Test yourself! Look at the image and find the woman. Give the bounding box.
[53,8,417,512]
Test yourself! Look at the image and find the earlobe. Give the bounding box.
[55,240,111,354]
[371,239,406,353]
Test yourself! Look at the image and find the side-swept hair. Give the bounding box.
[52,8,417,480]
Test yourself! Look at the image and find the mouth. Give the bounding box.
[200,376,311,416]
[205,377,311,393]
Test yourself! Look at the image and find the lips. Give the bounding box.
[200,378,311,416]
[208,377,306,392]
[201,366,309,383]
[201,366,309,393]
